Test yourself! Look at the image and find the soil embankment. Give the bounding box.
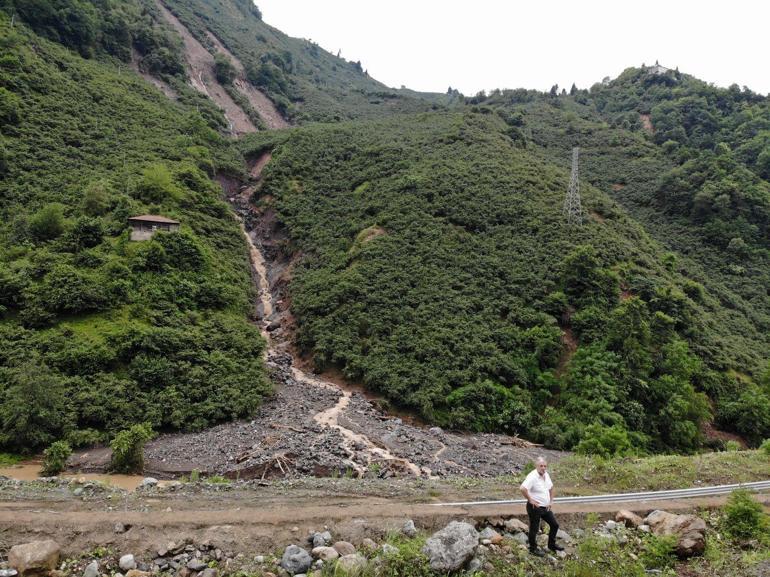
[155,1,256,135]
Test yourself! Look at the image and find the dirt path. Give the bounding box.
[155,1,256,135]
[1,484,767,557]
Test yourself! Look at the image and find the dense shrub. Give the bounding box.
[29,203,68,241]
[41,440,72,476]
[213,54,236,85]
[575,424,634,458]
[722,489,768,540]
[109,423,154,473]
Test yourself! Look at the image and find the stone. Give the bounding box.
[186,560,207,572]
[616,510,644,528]
[336,554,367,576]
[83,561,99,577]
[421,521,479,572]
[402,519,417,538]
[643,510,707,558]
[119,555,136,572]
[124,571,149,577]
[114,523,126,534]
[0,571,19,577]
[512,532,529,546]
[556,529,571,542]
[311,532,331,548]
[479,527,503,545]
[467,557,483,572]
[638,524,651,533]
[200,569,218,577]
[360,539,377,552]
[8,541,61,577]
[503,518,529,533]
[73,488,84,497]
[605,520,617,531]
[380,544,399,556]
[140,477,158,488]
[254,556,265,564]
[280,546,312,575]
[310,547,338,562]
[331,542,355,557]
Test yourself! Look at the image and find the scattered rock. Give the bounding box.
[331,542,355,557]
[310,547,338,562]
[616,510,643,528]
[512,533,529,546]
[643,510,707,558]
[604,520,617,531]
[9,541,61,577]
[467,557,483,572]
[114,523,126,534]
[380,544,399,556]
[479,527,503,545]
[280,545,312,575]
[336,554,367,575]
[200,569,218,577]
[0,570,19,577]
[140,478,158,488]
[83,561,99,577]
[186,560,207,572]
[119,555,136,572]
[503,518,529,533]
[638,524,651,533]
[556,529,571,542]
[402,519,417,538]
[360,539,377,552]
[422,521,479,572]
[124,571,150,577]
[311,532,331,548]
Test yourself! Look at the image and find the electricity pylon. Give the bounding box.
[563,147,583,225]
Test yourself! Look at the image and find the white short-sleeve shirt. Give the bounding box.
[520,469,553,506]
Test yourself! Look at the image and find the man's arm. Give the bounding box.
[548,487,554,510]
[520,486,535,505]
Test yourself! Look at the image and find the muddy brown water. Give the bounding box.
[0,461,151,491]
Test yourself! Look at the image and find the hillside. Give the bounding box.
[240,110,756,454]
[0,0,768,461]
[0,8,269,453]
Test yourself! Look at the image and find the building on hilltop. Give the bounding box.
[129,214,180,241]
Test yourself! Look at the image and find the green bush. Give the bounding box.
[29,203,68,241]
[41,440,72,476]
[639,533,677,570]
[722,489,768,540]
[109,423,154,473]
[213,54,236,85]
[575,424,634,458]
[761,439,770,455]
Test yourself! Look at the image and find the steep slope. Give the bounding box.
[239,111,746,453]
[160,0,447,122]
[0,12,270,453]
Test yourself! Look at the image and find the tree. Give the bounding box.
[0,358,70,453]
[109,423,155,473]
[29,203,67,241]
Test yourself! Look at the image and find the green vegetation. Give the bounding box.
[41,440,72,476]
[721,490,769,541]
[109,423,153,473]
[0,9,270,453]
[244,108,762,452]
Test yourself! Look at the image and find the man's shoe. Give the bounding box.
[530,548,546,557]
[548,544,565,552]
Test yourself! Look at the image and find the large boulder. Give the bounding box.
[643,510,707,558]
[421,521,479,572]
[8,541,61,577]
[280,545,312,575]
[503,518,529,533]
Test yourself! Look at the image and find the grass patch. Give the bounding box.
[0,453,24,466]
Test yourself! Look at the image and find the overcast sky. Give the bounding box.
[256,0,770,96]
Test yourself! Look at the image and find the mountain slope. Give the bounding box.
[0,11,269,452]
[240,110,756,452]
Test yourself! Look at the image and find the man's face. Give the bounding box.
[536,461,547,475]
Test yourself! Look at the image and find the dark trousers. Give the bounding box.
[526,502,559,551]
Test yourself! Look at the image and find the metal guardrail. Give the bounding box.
[432,480,770,507]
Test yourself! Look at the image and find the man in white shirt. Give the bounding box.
[519,456,562,556]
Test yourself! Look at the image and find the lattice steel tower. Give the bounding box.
[563,146,583,225]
